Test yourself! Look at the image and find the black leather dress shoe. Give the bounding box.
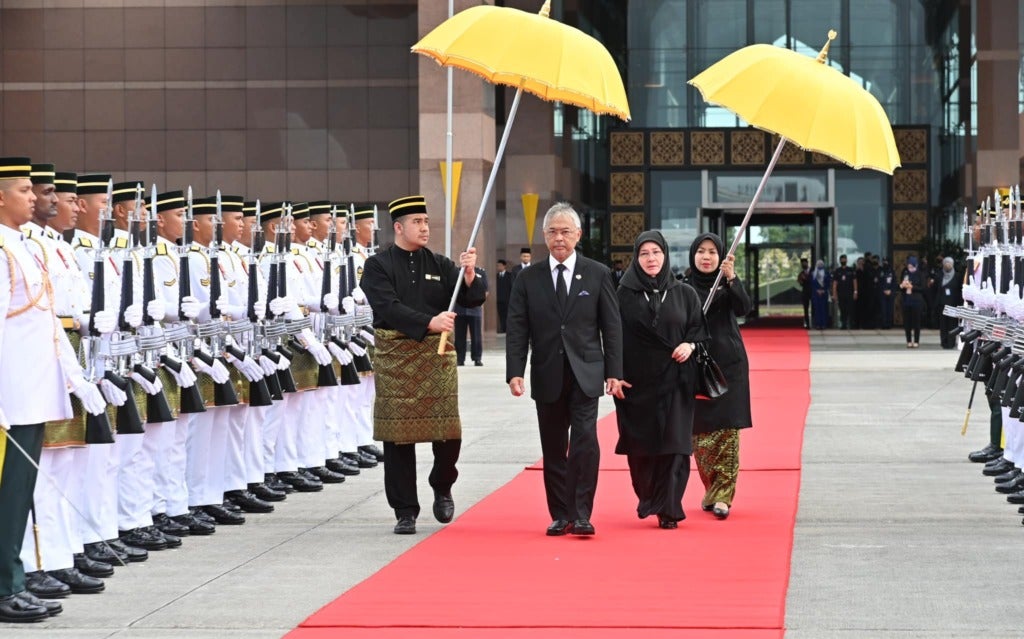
[249,482,287,502]
[358,451,379,468]
[203,504,246,525]
[172,514,216,536]
[222,500,243,513]
[226,490,275,513]
[474,360,483,366]
[571,519,595,535]
[713,504,731,519]
[996,475,1024,494]
[983,458,1015,475]
[326,457,361,476]
[969,443,1004,463]
[701,504,714,512]
[304,466,346,484]
[15,591,61,616]
[265,473,295,494]
[657,515,678,529]
[106,539,148,562]
[119,527,168,551]
[393,516,417,535]
[432,491,455,523]
[1018,505,1024,514]
[0,593,49,623]
[153,513,191,537]
[358,444,385,461]
[546,519,573,536]
[190,507,217,524]
[1007,490,1024,504]
[24,571,71,599]
[277,471,324,492]
[145,526,182,548]
[994,469,1021,483]
[343,451,376,469]
[84,541,127,565]
[47,568,104,594]
[73,553,113,578]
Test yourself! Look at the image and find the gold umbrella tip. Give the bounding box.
[539,0,551,17]
[816,30,838,62]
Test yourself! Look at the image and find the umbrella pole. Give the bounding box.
[702,136,789,315]
[438,87,525,354]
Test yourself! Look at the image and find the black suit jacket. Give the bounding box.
[505,254,623,403]
[496,269,514,305]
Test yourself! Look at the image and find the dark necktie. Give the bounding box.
[556,263,568,307]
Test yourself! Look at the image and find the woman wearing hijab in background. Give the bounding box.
[936,256,962,349]
[612,231,707,529]
[809,259,831,329]
[900,255,926,348]
[683,233,752,520]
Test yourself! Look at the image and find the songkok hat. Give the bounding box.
[243,201,258,218]
[353,205,375,222]
[191,196,217,215]
[291,202,310,220]
[54,172,77,193]
[77,174,112,196]
[388,195,426,221]
[308,201,332,216]
[221,195,244,214]
[0,157,31,180]
[260,202,284,224]
[112,181,144,204]
[520,247,532,254]
[30,163,55,185]
[333,203,351,217]
[153,190,185,213]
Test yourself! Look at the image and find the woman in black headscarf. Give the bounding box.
[683,233,752,520]
[612,230,707,529]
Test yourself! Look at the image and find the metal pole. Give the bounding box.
[444,0,454,258]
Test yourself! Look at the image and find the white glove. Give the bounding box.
[216,297,246,319]
[328,342,352,365]
[358,329,375,346]
[341,296,355,315]
[962,284,977,304]
[254,300,267,321]
[87,309,117,335]
[269,296,295,317]
[299,330,331,366]
[351,286,366,304]
[191,355,231,384]
[166,358,197,388]
[258,355,278,376]
[130,370,164,396]
[322,292,339,311]
[124,304,144,328]
[180,295,203,320]
[231,355,264,382]
[146,298,166,323]
[70,378,107,416]
[275,352,291,371]
[98,378,127,407]
[0,407,9,430]
[348,341,367,357]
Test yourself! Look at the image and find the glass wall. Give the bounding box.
[650,171,701,276]
[834,171,888,262]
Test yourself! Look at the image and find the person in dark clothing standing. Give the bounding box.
[796,257,811,329]
[899,255,926,348]
[611,259,625,286]
[855,255,877,329]
[612,231,707,529]
[683,233,753,520]
[495,259,513,334]
[454,267,488,366]
[831,254,857,329]
[878,256,895,329]
[936,256,962,349]
[510,247,531,275]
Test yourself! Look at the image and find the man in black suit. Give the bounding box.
[510,247,531,275]
[505,202,623,537]
[495,259,513,334]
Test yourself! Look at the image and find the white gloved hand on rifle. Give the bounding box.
[228,353,264,382]
[165,357,198,388]
[130,370,164,396]
[70,377,107,416]
[86,309,117,335]
[146,298,166,323]
[358,329,375,346]
[321,292,339,313]
[258,355,278,376]
[216,297,246,320]
[180,296,203,320]
[351,286,366,304]
[341,296,355,315]
[299,328,332,366]
[98,378,127,407]
[124,304,144,329]
[192,354,230,384]
[348,340,367,357]
[327,342,352,365]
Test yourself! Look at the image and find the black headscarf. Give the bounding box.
[620,230,679,327]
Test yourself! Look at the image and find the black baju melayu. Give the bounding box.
[613,231,707,524]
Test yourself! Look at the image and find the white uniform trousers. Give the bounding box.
[19,448,75,572]
[186,408,228,507]
[244,405,268,485]
[151,417,189,518]
[261,398,284,475]
[323,386,344,460]
[273,392,301,472]
[356,374,376,447]
[78,439,119,543]
[337,385,361,453]
[222,405,249,494]
[1003,406,1024,467]
[118,431,155,531]
[297,389,327,469]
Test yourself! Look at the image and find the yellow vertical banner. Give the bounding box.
[521,192,539,246]
[439,161,463,225]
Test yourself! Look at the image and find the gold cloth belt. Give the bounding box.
[44,328,87,448]
[372,328,460,444]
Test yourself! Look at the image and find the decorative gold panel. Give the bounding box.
[611,251,634,268]
[776,137,807,165]
[610,212,645,247]
[893,169,928,204]
[811,151,836,165]
[892,249,918,272]
[893,209,927,244]
[690,131,725,165]
[894,128,927,165]
[610,132,644,166]
[610,172,644,206]
[730,130,765,165]
[650,132,685,166]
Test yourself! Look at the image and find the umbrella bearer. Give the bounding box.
[18,165,117,599]
[212,195,277,515]
[284,203,346,486]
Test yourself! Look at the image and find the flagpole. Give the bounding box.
[444,0,454,258]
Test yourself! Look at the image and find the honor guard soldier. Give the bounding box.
[0,158,108,622]
[348,205,383,468]
[361,195,486,535]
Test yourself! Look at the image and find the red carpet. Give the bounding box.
[290,327,809,639]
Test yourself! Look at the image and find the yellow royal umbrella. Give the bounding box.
[688,31,900,310]
[413,0,630,353]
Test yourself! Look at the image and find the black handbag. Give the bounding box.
[693,343,728,399]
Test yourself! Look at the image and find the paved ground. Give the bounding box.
[5,329,1017,638]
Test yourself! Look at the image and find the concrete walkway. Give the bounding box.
[6,329,1017,638]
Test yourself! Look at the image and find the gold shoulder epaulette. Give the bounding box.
[189,245,202,252]
[75,237,93,249]
[156,243,168,256]
[114,237,128,249]
[291,247,301,255]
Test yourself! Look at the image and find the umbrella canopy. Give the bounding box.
[412,2,630,122]
[689,31,899,174]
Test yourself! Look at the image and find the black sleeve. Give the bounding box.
[505,272,530,382]
[682,285,710,344]
[441,254,487,309]
[597,267,623,380]
[361,254,433,341]
[727,277,752,316]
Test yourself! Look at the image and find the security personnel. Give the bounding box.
[831,254,857,330]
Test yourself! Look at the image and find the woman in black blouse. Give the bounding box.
[683,233,753,520]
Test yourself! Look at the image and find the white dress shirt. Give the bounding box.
[549,251,578,291]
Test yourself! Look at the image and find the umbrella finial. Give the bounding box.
[816,30,837,63]
[539,1,551,18]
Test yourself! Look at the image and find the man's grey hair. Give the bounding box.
[542,202,581,230]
